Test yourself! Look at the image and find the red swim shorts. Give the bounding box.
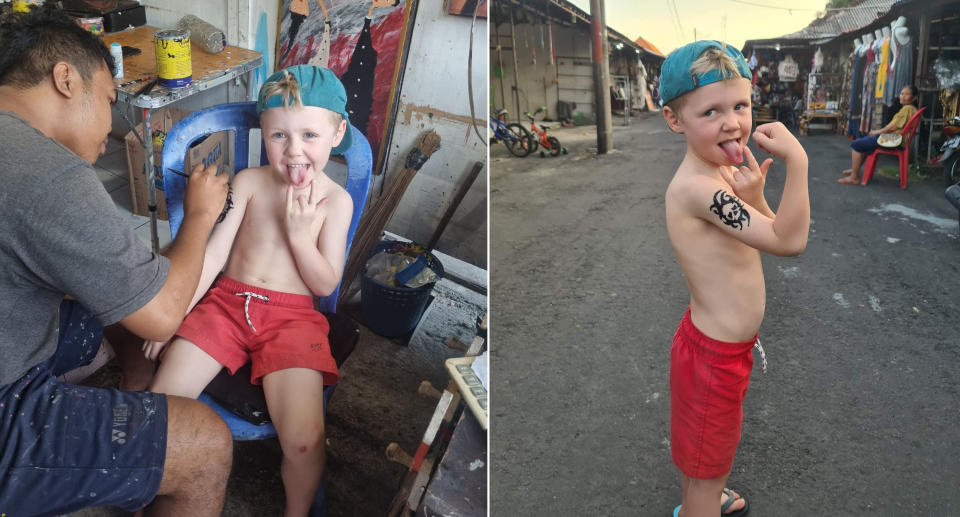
[670,307,755,479]
[176,275,338,386]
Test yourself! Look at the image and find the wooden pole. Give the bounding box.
[590,0,612,153]
[426,161,484,251]
[496,21,507,112]
[509,5,522,122]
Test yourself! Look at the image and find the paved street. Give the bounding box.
[490,114,960,515]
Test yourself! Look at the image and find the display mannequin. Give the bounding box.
[889,15,914,107]
[854,37,863,54]
[861,33,874,54]
[893,16,910,46]
[889,22,900,64]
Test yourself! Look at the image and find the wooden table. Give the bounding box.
[103,26,262,251]
[799,111,844,136]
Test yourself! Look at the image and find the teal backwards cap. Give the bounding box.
[659,40,751,107]
[257,64,352,155]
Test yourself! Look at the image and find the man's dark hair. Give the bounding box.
[0,6,114,89]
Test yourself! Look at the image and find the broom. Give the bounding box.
[338,129,442,306]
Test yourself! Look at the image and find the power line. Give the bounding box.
[663,0,684,44]
[728,0,819,11]
[672,0,687,42]
[668,0,686,43]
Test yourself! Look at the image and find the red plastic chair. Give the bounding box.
[861,106,926,189]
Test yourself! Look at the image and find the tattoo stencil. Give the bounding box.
[709,190,750,230]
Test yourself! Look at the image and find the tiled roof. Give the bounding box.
[633,36,664,57]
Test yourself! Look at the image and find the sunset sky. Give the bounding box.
[565,0,827,55]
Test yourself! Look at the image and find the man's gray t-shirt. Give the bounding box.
[0,111,170,385]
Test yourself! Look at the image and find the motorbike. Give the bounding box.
[942,117,960,227]
[937,116,960,187]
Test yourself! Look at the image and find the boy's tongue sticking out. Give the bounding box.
[720,139,743,164]
[289,163,311,186]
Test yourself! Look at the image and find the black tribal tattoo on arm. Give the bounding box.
[709,190,750,230]
[216,186,234,224]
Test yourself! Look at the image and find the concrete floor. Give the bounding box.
[62,137,487,516]
[491,114,960,515]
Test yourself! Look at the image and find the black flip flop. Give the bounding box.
[721,488,750,516]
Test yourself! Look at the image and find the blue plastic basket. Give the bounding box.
[360,241,444,338]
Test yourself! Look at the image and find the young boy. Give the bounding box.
[660,41,810,516]
[146,65,353,516]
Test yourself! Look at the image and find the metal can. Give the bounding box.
[12,0,43,13]
[154,29,192,88]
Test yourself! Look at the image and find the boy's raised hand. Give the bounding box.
[718,146,772,206]
[752,121,806,164]
[284,180,329,243]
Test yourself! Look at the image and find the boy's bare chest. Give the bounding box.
[234,192,320,254]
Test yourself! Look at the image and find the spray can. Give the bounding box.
[110,42,124,79]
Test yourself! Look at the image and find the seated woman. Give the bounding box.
[838,85,918,184]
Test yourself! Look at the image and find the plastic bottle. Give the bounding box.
[176,15,225,54]
[110,42,123,79]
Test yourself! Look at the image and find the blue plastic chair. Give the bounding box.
[160,101,372,514]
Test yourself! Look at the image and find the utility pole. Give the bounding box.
[590,0,612,153]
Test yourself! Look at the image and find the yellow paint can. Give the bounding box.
[12,0,43,13]
[154,29,192,88]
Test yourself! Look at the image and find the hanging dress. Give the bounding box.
[848,50,865,137]
[340,16,377,135]
[860,44,877,135]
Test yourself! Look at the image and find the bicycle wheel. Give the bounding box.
[547,136,562,157]
[505,123,532,157]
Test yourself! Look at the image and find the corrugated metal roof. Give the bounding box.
[777,0,899,40]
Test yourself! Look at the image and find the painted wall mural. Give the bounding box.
[276,0,411,171]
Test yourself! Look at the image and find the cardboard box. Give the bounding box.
[125,108,228,220]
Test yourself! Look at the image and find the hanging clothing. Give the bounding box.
[340,17,377,135]
[860,45,877,135]
[848,51,865,137]
[888,41,914,107]
[882,36,899,106]
[875,36,890,100]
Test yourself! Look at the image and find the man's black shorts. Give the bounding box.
[0,301,168,515]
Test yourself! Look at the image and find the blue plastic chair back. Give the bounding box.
[161,101,373,313]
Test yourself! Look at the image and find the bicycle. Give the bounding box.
[489,109,533,157]
[524,106,567,157]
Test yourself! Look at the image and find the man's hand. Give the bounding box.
[719,146,772,207]
[284,180,328,244]
[752,122,807,164]
[183,162,229,225]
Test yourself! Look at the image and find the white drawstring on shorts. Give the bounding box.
[754,337,767,374]
[235,291,270,332]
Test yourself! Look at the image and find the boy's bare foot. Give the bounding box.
[837,175,859,185]
[841,168,853,176]
[721,488,747,515]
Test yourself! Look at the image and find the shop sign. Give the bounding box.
[778,55,799,82]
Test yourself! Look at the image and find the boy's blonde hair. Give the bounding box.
[666,42,748,113]
[259,69,343,127]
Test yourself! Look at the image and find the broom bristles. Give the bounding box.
[339,130,442,305]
